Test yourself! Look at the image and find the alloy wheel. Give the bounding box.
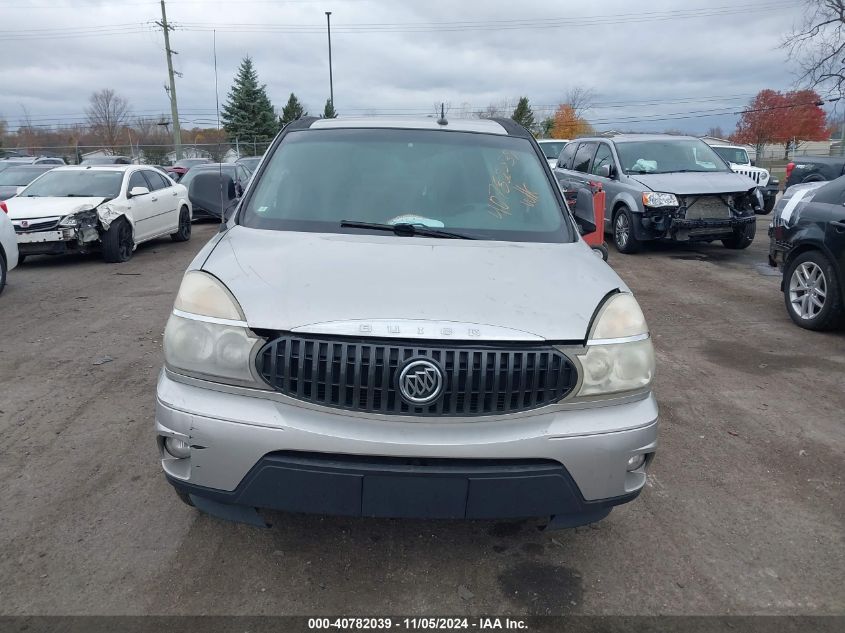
[615,213,630,249]
[789,262,827,320]
[119,222,133,261]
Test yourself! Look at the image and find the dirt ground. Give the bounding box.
[0,217,842,616]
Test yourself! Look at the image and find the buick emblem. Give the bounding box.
[398,359,443,405]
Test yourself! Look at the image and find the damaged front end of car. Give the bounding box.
[15,200,129,257]
[640,189,761,243]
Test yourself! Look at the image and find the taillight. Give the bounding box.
[785,162,795,181]
[0,201,7,214]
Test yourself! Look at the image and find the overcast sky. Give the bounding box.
[0,0,827,135]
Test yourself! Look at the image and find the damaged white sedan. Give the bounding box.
[5,165,192,263]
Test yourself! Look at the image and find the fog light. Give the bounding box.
[626,453,646,471]
[164,436,191,459]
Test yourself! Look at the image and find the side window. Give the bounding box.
[572,143,598,173]
[127,171,148,193]
[557,142,577,169]
[143,170,168,191]
[591,144,614,175]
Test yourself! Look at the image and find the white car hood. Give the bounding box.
[200,226,627,341]
[5,196,108,220]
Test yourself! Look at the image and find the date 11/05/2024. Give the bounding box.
[308,617,528,630]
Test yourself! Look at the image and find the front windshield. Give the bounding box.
[21,170,123,198]
[240,128,573,243]
[539,142,566,160]
[615,139,730,174]
[712,146,749,165]
[0,167,49,186]
[180,165,235,189]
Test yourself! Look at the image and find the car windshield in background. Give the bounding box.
[237,157,261,172]
[615,139,731,174]
[0,167,50,186]
[540,142,566,159]
[21,170,123,198]
[712,146,750,165]
[240,129,572,243]
[179,165,236,189]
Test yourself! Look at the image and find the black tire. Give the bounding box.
[101,217,134,263]
[0,252,6,296]
[592,244,609,261]
[722,220,756,249]
[783,250,844,331]
[612,206,642,254]
[170,206,191,242]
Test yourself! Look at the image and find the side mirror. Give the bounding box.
[128,186,149,198]
[188,172,237,219]
[572,188,597,236]
[750,159,756,166]
[597,164,616,179]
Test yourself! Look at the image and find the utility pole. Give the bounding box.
[326,11,334,109]
[158,0,182,161]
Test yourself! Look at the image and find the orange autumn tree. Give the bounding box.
[551,104,593,138]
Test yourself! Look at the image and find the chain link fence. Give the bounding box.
[0,141,274,165]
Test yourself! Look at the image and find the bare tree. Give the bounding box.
[707,126,726,139]
[86,89,130,151]
[475,99,511,119]
[564,86,595,118]
[783,0,845,98]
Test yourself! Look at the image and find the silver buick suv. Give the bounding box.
[155,116,658,529]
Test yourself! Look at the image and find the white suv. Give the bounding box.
[706,143,779,212]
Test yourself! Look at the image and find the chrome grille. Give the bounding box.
[13,216,61,233]
[256,335,578,417]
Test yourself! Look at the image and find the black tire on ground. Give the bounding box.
[592,244,609,261]
[612,206,642,254]
[0,251,6,295]
[783,250,844,331]
[101,217,134,263]
[722,220,756,249]
[170,206,191,242]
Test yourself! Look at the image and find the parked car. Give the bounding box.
[79,156,131,165]
[156,116,658,529]
[706,142,779,213]
[0,165,57,201]
[537,139,569,168]
[554,134,764,253]
[235,156,262,173]
[179,163,251,220]
[1,155,65,166]
[167,158,211,180]
[769,177,845,330]
[5,165,192,263]
[0,199,20,295]
[784,155,845,189]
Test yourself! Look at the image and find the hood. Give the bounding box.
[201,227,627,341]
[4,196,108,220]
[629,171,757,195]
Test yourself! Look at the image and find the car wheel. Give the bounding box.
[0,252,6,295]
[784,251,844,331]
[722,220,756,249]
[101,217,134,263]
[613,206,641,254]
[170,206,191,242]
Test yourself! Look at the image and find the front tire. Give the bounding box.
[613,206,642,254]
[0,252,6,295]
[784,251,844,331]
[722,220,756,249]
[101,217,134,263]
[170,206,191,242]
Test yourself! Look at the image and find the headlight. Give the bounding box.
[164,271,266,388]
[575,293,655,397]
[59,209,98,227]
[59,214,80,227]
[642,192,678,208]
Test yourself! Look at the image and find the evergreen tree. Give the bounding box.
[322,99,338,119]
[280,93,308,127]
[511,97,535,131]
[220,56,277,143]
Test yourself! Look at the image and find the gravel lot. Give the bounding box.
[0,216,842,616]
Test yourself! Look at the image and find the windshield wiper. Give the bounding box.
[340,220,475,240]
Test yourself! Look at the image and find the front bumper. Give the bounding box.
[156,370,658,524]
[16,227,98,256]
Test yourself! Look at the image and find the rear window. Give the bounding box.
[240,128,573,243]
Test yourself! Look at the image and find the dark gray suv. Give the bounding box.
[554,134,765,253]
